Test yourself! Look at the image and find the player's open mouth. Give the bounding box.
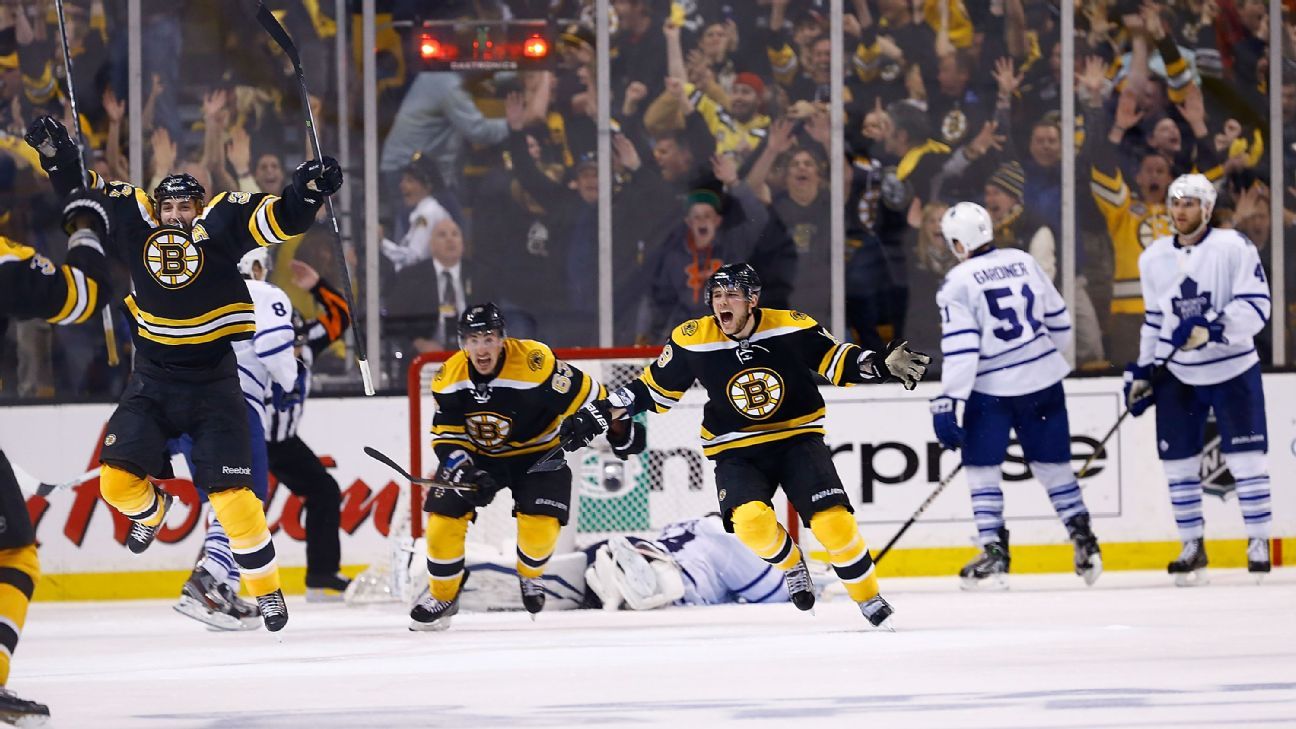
[718,311,733,326]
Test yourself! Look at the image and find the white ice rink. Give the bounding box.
[14,569,1295,729]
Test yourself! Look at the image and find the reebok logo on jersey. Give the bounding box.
[221,466,252,476]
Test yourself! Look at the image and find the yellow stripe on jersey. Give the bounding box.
[248,196,290,247]
[133,186,159,226]
[430,354,470,394]
[816,342,857,385]
[496,339,555,386]
[430,423,467,435]
[671,317,728,348]
[701,408,827,441]
[754,309,819,334]
[701,426,827,457]
[642,368,685,399]
[132,322,257,346]
[47,266,80,323]
[126,297,254,326]
[46,266,100,325]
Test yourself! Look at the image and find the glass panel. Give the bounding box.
[1,1,128,400]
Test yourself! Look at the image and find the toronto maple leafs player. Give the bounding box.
[931,202,1102,589]
[1124,173,1272,585]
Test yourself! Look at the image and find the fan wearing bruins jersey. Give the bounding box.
[25,114,343,632]
[0,189,112,725]
[409,303,645,632]
[559,264,931,629]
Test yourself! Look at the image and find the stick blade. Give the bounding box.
[526,450,567,474]
[255,2,301,67]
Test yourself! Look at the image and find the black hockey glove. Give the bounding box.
[292,156,344,205]
[608,420,647,460]
[25,115,80,174]
[861,340,931,390]
[61,188,112,239]
[435,451,497,506]
[559,399,613,451]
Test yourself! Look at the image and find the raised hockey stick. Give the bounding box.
[363,446,477,493]
[255,3,374,396]
[53,0,118,367]
[874,462,963,564]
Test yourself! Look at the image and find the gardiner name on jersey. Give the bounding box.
[430,339,604,460]
[626,310,868,458]
[1138,228,1270,386]
[937,247,1072,401]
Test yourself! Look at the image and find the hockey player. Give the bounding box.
[1123,173,1273,585]
[558,263,931,628]
[265,260,353,601]
[0,189,112,725]
[171,247,299,630]
[409,303,645,631]
[25,114,343,631]
[930,202,1102,590]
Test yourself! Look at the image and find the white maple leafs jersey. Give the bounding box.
[655,515,788,606]
[937,247,1072,400]
[1137,228,1270,386]
[234,279,299,429]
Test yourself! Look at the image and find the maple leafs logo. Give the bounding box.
[1171,277,1212,321]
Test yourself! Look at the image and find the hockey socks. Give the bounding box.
[809,506,879,603]
[516,514,561,579]
[1224,451,1272,539]
[0,545,38,684]
[100,464,166,527]
[966,466,1006,545]
[1162,458,1205,541]
[208,488,280,596]
[200,511,239,591]
[425,514,471,601]
[731,502,802,572]
[1032,462,1088,523]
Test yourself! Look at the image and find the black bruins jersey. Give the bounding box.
[430,338,604,461]
[0,234,107,352]
[625,310,869,458]
[46,168,321,367]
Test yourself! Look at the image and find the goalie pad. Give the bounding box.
[584,537,685,611]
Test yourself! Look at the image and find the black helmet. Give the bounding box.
[153,173,206,206]
[704,263,762,307]
[458,302,506,339]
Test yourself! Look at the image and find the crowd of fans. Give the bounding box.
[3,0,1296,400]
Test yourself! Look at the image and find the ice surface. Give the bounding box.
[15,569,1295,728]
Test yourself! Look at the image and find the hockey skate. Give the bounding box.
[1247,538,1271,583]
[174,566,258,631]
[1065,514,1103,586]
[305,572,352,603]
[256,589,290,632]
[783,555,816,612]
[519,576,546,618]
[1168,538,1208,587]
[858,595,895,631]
[409,589,461,632]
[960,528,1010,591]
[126,488,174,554]
[0,686,49,727]
[215,583,261,630]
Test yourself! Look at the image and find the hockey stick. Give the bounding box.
[53,0,118,367]
[527,406,630,474]
[12,463,100,498]
[874,462,963,564]
[363,446,477,493]
[255,3,374,396]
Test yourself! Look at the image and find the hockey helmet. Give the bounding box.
[457,302,507,339]
[237,247,272,280]
[940,201,994,261]
[154,173,206,207]
[704,263,761,308]
[1167,173,1216,236]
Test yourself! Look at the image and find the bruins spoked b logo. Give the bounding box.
[466,412,513,449]
[144,228,203,289]
[727,368,784,420]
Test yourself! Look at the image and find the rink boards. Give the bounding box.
[2,373,1292,600]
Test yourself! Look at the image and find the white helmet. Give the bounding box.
[1166,173,1217,237]
[238,247,272,281]
[940,201,994,261]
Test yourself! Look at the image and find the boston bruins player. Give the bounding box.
[0,189,112,726]
[25,114,342,632]
[559,264,930,628]
[410,303,645,631]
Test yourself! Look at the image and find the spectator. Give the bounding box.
[903,201,954,356]
[611,0,667,107]
[382,217,474,360]
[641,155,768,341]
[380,153,453,274]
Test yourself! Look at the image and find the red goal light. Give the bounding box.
[523,35,549,59]
[419,34,444,60]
